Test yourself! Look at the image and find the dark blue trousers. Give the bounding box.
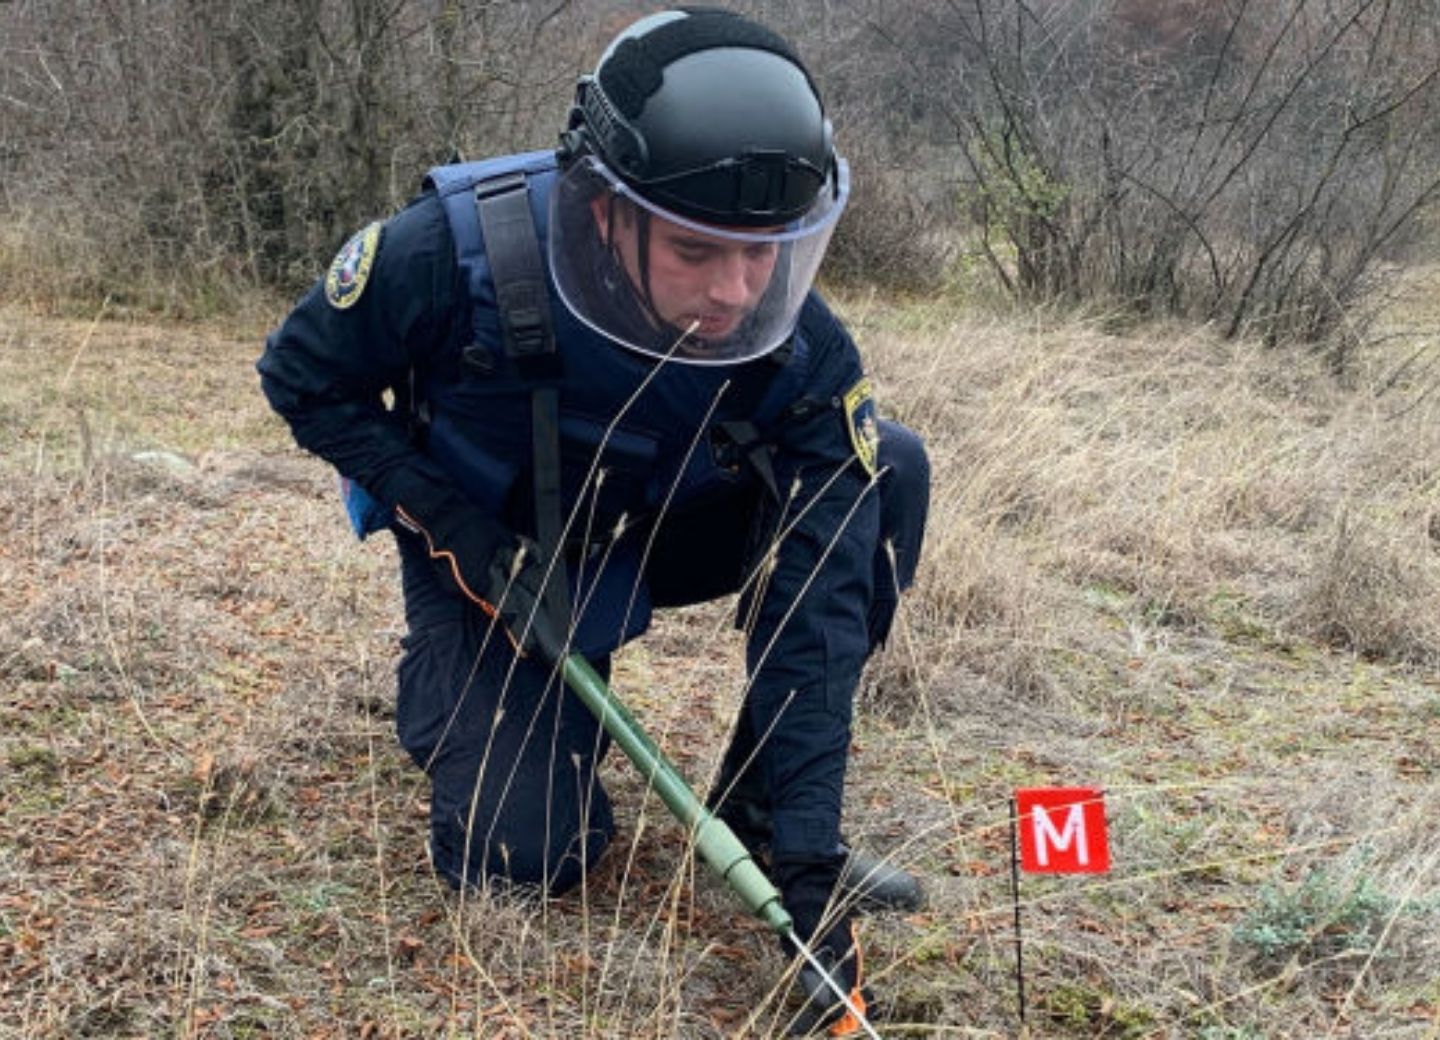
[394,419,929,893]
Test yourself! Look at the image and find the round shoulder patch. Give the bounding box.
[325,222,383,310]
[843,377,880,478]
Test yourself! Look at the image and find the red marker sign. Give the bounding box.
[1015,788,1110,874]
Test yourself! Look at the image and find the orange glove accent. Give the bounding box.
[395,504,500,618]
[826,923,867,1037]
[827,987,869,1038]
[395,503,567,661]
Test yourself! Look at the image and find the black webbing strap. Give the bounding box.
[715,420,781,503]
[474,171,559,374]
[474,173,572,628]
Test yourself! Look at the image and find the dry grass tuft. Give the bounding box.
[1298,511,1440,664]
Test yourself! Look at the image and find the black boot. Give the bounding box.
[836,842,924,913]
[709,717,924,914]
[709,789,924,913]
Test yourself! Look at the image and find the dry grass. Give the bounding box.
[0,217,283,324]
[3,269,1439,1038]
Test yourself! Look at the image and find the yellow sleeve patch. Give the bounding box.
[843,377,879,478]
[325,221,382,310]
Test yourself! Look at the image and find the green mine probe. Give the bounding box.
[560,653,794,937]
[562,653,883,1039]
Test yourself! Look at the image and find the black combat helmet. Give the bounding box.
[560,8,836,226]
[548,8,851,364]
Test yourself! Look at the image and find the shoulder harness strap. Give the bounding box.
[474,172,572,630]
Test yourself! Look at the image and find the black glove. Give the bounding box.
[776,856,871,1037]
[396,502,568,662]
[481,534,570,663]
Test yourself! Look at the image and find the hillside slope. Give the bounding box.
[2,286,1438,1038]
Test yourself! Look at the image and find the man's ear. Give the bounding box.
[591,193,634,251]
[590,194,610,241]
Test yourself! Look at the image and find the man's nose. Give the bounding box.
[706,251,750,308]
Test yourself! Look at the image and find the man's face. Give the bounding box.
[595,198,780,342]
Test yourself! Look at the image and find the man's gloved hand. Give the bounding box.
[775,857,871,1037]
[481,534,570,663]
[396,503,569,662]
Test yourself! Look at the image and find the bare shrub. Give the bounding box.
[856,0,1440,355]
[824,150,957,292]
[0,1,601,307]
[7,0,1437,338]
[1298,511,1440,663]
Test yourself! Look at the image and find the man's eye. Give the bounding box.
[744,243,777,261]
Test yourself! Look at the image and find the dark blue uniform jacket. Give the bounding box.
[257,150,879,860]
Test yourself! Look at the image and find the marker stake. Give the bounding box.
[1010,796,1027,1025]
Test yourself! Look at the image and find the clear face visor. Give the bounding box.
[549,154,850,364]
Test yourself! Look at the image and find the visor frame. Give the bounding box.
[547,153,850,366]
[585,153,850,245]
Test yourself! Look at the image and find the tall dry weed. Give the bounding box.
[1299,511,1440,664]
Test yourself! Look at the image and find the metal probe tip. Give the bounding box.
[785,928,884,1040]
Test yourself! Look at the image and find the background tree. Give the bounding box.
[2,0,1437,359]
[842,0,1440,356]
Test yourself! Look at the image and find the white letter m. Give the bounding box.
[1033,803,1088,867]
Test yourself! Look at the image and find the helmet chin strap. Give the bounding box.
[602,193,695,349]
[635,206,654,313]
